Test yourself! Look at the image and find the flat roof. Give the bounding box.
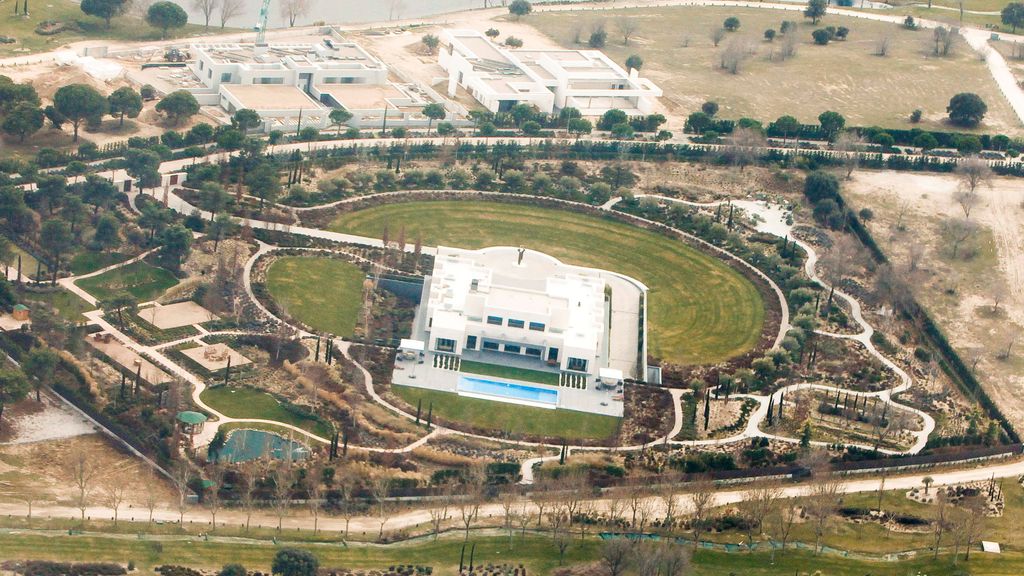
[317,83,404,109]
[222,85,324,110]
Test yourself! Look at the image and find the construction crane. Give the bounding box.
[254,0,272,46]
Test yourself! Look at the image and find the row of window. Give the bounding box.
[485,315,545,332]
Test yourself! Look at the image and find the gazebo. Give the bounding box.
[176,411,208,436]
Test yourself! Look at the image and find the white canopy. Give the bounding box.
[599,368,624,381]
[399,338,425,352]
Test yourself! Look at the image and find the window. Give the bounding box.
[529,322,545,332]
[507,319,525,329]
[199,61,204,70]
[254,77,284,85]
[465,335,477,350]
[504,344,521,354]
[525,347,542,357]
[434,338,456,353]
[547,347,559,362]
[567,357,589,372]
[486,315,503,325]
[482,340,500,351]
[221,72,232,82]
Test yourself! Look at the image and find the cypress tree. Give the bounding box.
[415,399,422,424]
[703,389,711,430]
[766,396,775,426]
[778,392,785,420]
[314,337,321,362]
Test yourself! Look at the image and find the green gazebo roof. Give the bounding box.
[13,304,29,311]
[176,411,208,425]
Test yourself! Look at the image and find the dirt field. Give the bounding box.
[139,301,218,330]
[526,6,1020,134]
[844,169,1024,427]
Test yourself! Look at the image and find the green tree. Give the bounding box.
[421,34,440,54]
[817,110,845,140]
[124,148,162,185]
[199,182,230,219]
[508,0,532,19]
[92,213,121,250]
[598,108,627,131]
[107,86,142,127]
[158,224,193,268]
[724,16,741,31]
[246,164,281,211]
[422,103,446,136]
[0,77,40,115]
[804,170,840,202]
[232,108,262,132]
[209,212,236,251]
[812,28,831,45]
[1,103,44,143]
[804,0,827,24]
[328,108,353,134]
[217,128,245,150]
[567,117,592,138]
[219,564,247,576]
[272,549,319,576]
[485,28,500,39]
[947,93,987,127]
[156,90,200,125]
[624,54,644,71]
[0,369,30,433]
[53,84,107,142]
[39,220,73,279]
[80,0,129,28]
[557,106,581,126]
[101,293,136,328]
[147,1,188,38]
[913,132,939,152]
[22,348,58,402]
[1002,2,1024,32]
[686,111,713,134]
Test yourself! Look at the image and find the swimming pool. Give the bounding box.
[215,429,309,463]
[457,375,559,408]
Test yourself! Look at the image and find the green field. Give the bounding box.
[75,260,178,303]
[19,288,94,321]
[69,251,131,276]
[0,529,1021,575]
[265,257,365,338]
[392,384,620,441]
[459,359,561,386]
[199,386,333,439]
[330,201,764,365]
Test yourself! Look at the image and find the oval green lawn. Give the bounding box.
[265,256,365,337]
[329,201,765,365]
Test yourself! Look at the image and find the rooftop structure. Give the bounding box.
[438,29,662,116]
[393,246,649,417]
[186,40,443,132]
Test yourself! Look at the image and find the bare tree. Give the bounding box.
[939,216,979,259]
[956,156,992,217]
[805,473,844,555]
[723,126,766,170]
[833,132,865,179]
[659,541,692,576]
[986,281,1007,314]
[428,479,453,540]
[218,0,244,28]
[144,471,160,525]
[769,497,801,553]
[739,485,782,546]
[279,0,313,27]
[457,465,486,540]
[932,26,957,57]
[626,483,649,528]
[710,27,726,47]
[271,465,293,532]
[69,453,96,523]
[371,475,391,541]
[778,34,798,60]
[101,477,129,527]
[655,470,681,528]
[174,461,192,526]
[601,538,633,576]
[719,37,753,74]
[953,494,987,562]
[338,470,359,540]
[616,16,640,45]
[205,463,225,530]
[307,464,323,533]
[875,35,892,56]
[191,0,219,28]
[932,489,949,559]
[499,485,519,548]
[687,478,717,547]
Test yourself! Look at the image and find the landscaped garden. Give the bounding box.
[330,200,765,365]
[75,260,178,302]
[265,256,366,338]
[392,384,621,441]
[199,386,334,439]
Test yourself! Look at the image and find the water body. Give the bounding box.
[217,428,309,462]
[185,0,586,30]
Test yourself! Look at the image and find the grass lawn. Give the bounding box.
[0,530,1021,574]
[392,384,620,441]
[69,251,131,276]
[19,287,94,321]
[265,257,365,338]
[330,201,764,365]
[7,245,49,281]
[0,0,237,56]
[200,386,333,439]
[527,6,1021,135]
[74,260,178,303]
[459,359,560,386]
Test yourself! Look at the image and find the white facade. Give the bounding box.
[187,41,440,132]
[425,246,607,380]
[438,29,662,117]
